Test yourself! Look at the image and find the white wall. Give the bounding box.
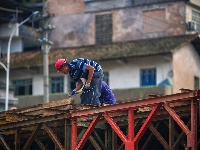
[33,75,44,95]
[0,23,23,54]
[0,89,15,99]
[100,55,172,89]
[0,23,19,38]
[1,38,23,54]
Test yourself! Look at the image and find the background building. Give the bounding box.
[0,0,199,109]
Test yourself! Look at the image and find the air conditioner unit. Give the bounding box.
[186,21,196,31]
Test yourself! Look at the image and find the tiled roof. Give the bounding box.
[0,34,198,69]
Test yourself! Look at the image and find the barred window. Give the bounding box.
[192,10,200,33]
[95,14,112,44]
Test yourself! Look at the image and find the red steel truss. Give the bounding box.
[0,89,199,149]
[71,89,199,150]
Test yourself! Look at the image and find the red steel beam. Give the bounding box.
[43,124,65,150]
[188,98,197,150]
[69,90,199,150]
[163,103,190,135]
[134,103,162,144]
[104,113,128,143]
[71,91,197,118]
[76,114,102,150]
[128,108,134,141]
[71,119,77,150]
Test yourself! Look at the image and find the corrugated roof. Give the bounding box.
[0,34,198,69]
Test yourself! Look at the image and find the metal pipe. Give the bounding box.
[42,0,49,103]
[5,18,30,111]
[5,11,40,111]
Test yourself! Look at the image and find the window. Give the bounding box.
[50,77,64,93]
[194,76,199,90]
[140,68,156,86]
[12,79,32,96]
[192,10,200,33]
[95,14,112,44]
[143,9,166,33]
[103,72,109,85]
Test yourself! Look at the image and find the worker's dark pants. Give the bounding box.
[80,70,103,106]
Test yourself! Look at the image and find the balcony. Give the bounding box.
[0,23,39,40]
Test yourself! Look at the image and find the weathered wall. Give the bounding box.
[85,0,131,12]
[172,43,200,93]
[113,2,185,42]
[190,0,200,6]
[49,1,185,48]
[49,14,95,48]
[47,0,85,15]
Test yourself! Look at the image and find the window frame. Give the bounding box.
[12,79,32,96]
[140,68,157,86]
[50,76,64,94]
[192,10,200,33]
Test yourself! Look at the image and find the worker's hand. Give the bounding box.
[71,90,76,96]
[84,82,91,89]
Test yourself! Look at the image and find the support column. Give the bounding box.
[15,128,20,150]
[169,116,175,150]
[65,119,71,150]
[112,129,117,150]
[71,119,77,150]
[190,98,197,150]
[128,108,134,141]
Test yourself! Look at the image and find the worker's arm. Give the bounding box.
[74,79,84,91]
[85,64,94,83]
[71,79,84,96]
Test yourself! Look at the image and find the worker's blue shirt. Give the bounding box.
[68,58,102,82]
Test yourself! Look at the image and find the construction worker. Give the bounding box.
[55,58,103,109]
[100,81,116,106]
[78,79,116,106]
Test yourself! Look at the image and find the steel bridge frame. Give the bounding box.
[0,89,199,150]
[71,89,199,150]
